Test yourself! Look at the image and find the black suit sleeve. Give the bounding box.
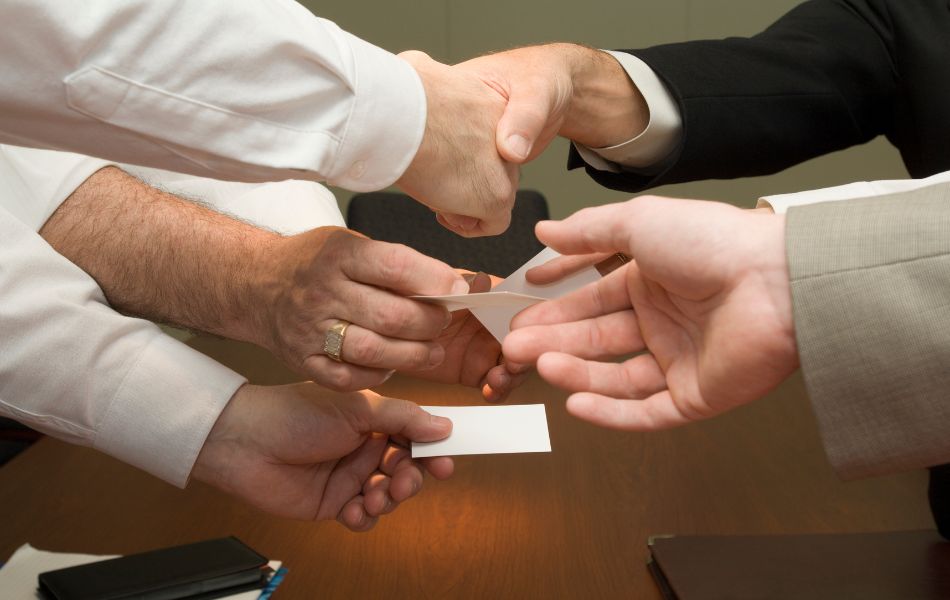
[570,0,901,192]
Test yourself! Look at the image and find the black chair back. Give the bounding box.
[346,190,549,277]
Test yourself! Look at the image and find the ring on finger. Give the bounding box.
[324,320,351,363]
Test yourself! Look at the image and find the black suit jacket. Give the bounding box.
[569,0,950,190]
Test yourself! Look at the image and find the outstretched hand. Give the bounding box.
[503,197,799,430]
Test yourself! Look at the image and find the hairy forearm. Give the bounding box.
[40,166,278,343]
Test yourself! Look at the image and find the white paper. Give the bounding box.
[412,247,601,343]
[411,404,551,457]
[0,544,280,600]
[470,247,601,342]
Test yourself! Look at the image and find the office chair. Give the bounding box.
[345,190,549,277]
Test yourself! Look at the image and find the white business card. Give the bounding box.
[411,404,551,457]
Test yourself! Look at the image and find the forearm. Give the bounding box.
[40,166,278,345]
[555,44,649,149]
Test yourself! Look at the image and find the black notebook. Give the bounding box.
[648,530,950,600]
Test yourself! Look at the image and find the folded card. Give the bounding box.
[413,247,601,342]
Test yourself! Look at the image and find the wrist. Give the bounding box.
[757,212,800,368]
[192,383,256,490]
[560,46,648,148]
[212,230,285,349]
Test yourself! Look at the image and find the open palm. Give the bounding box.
[504,197,799,430]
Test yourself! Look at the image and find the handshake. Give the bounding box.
[393,45,648,237]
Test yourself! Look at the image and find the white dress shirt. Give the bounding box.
[0,0,418,486]
[0,144,345,486]
[0,0,425,192]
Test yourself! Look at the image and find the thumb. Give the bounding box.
[496,78,557,164]
[361,395,453,443]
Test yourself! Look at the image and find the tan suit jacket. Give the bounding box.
[787,183,950,478]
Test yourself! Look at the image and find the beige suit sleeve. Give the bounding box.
[786,182,950,479]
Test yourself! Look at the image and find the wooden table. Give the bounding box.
[0,339,936,599]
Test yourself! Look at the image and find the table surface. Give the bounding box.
[0,339,937,599]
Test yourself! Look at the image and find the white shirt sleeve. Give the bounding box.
[0,204,246,486]
[572,52,683,172]
[0,0,425,192]
[757,170,950,213]
[0,143,349,486]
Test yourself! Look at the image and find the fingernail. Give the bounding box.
[382,370,395,383]
[443,310,453,329]
[451,279,470,295]
[428,346,446,368]
[430,415,452,431]
[411,480,421,495]
[507,134,531,160]
[496,371,511,388]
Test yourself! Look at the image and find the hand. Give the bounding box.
[454,44,648,164]
[248,226,470,392]
[396,51,519,237]
[192,383,454,531]
[503,197,799,430]
[404,272,530,402]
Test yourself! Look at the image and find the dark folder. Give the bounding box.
[648,530,950,600]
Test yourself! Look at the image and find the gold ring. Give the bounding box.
[323,320,350,362]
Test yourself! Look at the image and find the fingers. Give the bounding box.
[358,396,453,443]
[565,390,696,432]
[505,309,643,365]
[496,77,556,163]
[525,253,613,285]
[532,197,680,257]
[509,266,632,330]
[339,324,446,371]
[536,352,666,399]
[338,285,453,341]
[342,239,469,297]
[438,212,480,234]
[301,355,393,392]
[338,497,377,532]
[481,362,530,403]
[420,456,454,479]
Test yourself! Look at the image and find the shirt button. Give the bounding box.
[348,161,366,179]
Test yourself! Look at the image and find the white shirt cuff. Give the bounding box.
[94,334,246,487]
[573,51,683,173]
[325,31,426,192]
[757,170,950,213]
